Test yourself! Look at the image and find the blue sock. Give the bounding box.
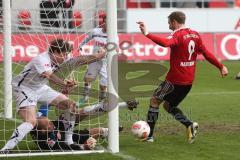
[38,104,50,117]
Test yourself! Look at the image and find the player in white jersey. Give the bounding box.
[78,15,119,104]
[0,39,106,153]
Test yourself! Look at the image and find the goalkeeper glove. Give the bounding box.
[84,137,97,150]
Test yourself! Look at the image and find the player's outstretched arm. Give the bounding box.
[51,47,107,82]
[136,21,176,47]
[202,47,228,77]
[42,71,76,88]
[78,47,107,65]
[59,47,107,69]
[199,38,228,78]
[78,32,93,51]
[201,50,228,77]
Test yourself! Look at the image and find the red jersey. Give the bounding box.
[146,28,223,85]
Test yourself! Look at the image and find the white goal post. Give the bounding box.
[107,0,119,154]
[3,0,12,119]
[1,0,119,157]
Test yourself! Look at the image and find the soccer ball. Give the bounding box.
[131,121,150,139]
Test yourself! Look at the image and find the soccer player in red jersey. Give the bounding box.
[137,11,228,143]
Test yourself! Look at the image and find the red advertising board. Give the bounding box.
[214,34,240,60]
[0,33,239,62]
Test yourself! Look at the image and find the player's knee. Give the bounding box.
[163,101,171,113]
[84,77,94,83]
[163,101,178,115]
[26,118,37,127]
[100,85,107,91]
[150,97,161,107]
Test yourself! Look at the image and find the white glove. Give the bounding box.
[84,137,97,150]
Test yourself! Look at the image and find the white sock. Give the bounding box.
[82,103,106,116]
[84,84,91,96]
[83,102,127,116]
[118,102,127,109]
[1,122,33,150]
[99,91,107,101]
[63,109,76,145]
[101,128,109,138]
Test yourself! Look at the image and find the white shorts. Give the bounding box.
[13,85,61,110]
[84,61,107,86]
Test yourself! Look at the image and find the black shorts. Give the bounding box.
[72,129,90,144]
[153,81,192,107]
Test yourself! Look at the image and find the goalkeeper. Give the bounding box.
[30,116,99,151]
[32,100,139,150]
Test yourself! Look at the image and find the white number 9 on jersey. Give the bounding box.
[188,40,195,60]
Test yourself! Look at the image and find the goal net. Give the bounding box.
[0,0,119,157]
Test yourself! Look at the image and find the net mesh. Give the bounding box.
[0,0,109,154]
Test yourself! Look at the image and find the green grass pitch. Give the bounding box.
[0,61,240,160]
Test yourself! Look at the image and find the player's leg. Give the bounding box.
[81,77,93,103]
[1,107,36,152]
[99,85,107,102]
[1,87,38,152]
[79,62,99,105]
[75,102,107,122]
[39,86,77,145]
[145,97,162,142]
[52,99,77,145]
[119,100,139,110]
[146,81,174,142]
[235,71,240,80]
[99,62,107,102]
[75,100,139,122]
[163,84,198,143]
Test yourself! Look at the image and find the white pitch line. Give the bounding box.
[113,152,139,160]
[189,91,240,96]
[139,91,240,100]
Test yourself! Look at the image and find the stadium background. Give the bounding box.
[0,0,240,160]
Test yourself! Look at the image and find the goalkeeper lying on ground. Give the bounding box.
[30,116,99,150]
[31,100,138,151]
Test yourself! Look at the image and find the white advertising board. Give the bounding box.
[127,8,240,33]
